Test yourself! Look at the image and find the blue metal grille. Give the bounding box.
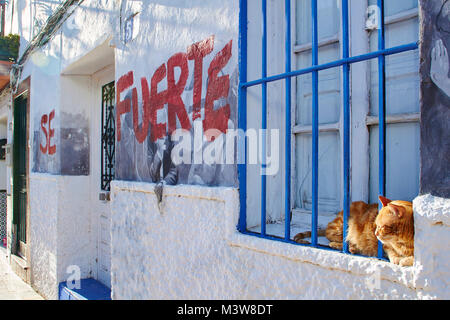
[238,0,419,258]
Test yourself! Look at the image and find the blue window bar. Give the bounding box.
[237,0,419,257]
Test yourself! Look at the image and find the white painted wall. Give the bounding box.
[111,181,449,299]
[3,0,118,299]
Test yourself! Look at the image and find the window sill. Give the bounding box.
[227,231,417,290]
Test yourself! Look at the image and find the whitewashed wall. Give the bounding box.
[4,0,118,299]
[111,181,449,299]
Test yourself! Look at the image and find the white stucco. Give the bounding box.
[111,182,449,299]
[3,0,118,299]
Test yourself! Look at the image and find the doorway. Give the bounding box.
[12,91,29,259]
[91,65,115,288]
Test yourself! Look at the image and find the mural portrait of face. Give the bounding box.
[431,0,450,97]
[437,0,450,35]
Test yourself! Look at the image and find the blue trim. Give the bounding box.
[342,0,350,254]
[238,0,248,233]
[284,0,292,241]
[311,0,319,247]
[261,0,267,236]
[240,230,389,262]
[240,42,418,89]
[377,0,386,259]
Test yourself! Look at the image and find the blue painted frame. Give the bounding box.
[238,0,418,258]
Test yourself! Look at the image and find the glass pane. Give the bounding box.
[295,0,340,45]
[369,122,420,203]
[296,45,341,125]
[295,132,341,213]
[369,17,419,116]
[368,0,418,17]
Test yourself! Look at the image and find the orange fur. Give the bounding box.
[375,198,414,266]
[294,197,414,266]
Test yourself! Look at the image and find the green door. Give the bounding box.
[13,94,28,252]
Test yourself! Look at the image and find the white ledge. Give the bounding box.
[227,231,418,290]
[413,194,450,226]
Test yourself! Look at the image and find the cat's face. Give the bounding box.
[374,196,414,244]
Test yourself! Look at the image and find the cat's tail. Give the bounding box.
[293,229,326,244]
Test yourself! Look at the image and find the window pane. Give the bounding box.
[368,0,418,17]
[369,17,419,116]
[369,122,420,203]
[296,45,341,125]
[295,0,340,45]
[295,132,341,213]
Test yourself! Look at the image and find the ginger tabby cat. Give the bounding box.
[293,196,414,266]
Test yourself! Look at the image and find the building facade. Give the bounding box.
[0,0,449,300]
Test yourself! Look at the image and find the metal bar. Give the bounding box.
[240,42,418,88]
[240,229,389,261]
[342,0,350,254]
[284,0,292,241]
[261,0,267,236]
[311,0,319,247]
[238,0,248,233]
[377,0,386,259]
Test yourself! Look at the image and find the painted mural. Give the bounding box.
[33,111,90,176]
[115,35,238,188]
[420,0,450,198]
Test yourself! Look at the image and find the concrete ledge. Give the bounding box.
[10,254,30,284]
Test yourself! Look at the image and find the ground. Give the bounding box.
[0,246,44,300]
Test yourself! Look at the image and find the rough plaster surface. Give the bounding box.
[56,176,95,285]
[111,182,449,299]
[29,174,59,300]
[4,0,117,299]
[413,195,450,299]
[29,174,96,300]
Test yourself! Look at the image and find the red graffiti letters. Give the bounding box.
[150,64,168,142]
[116,71,133,141]
[204,40,232,141]
[40,114,48,154]
[167,52,191,136]
[116,36,233,143]
[187,36,215,121]
[40,109,56,155]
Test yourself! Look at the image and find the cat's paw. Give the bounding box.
[329,242,343,250]
[390,256,401,265]
[349,244,359,254]
[399,256,414,267]
[293,234,309,244]
[294,239,310,245]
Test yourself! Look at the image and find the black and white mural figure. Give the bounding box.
[32,110,90,176]
[431,1,450,97]
[115,37,239,193]
[420,0,450,198]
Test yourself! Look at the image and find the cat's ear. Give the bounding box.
[388,203,404,218]
[379,196,392,207]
